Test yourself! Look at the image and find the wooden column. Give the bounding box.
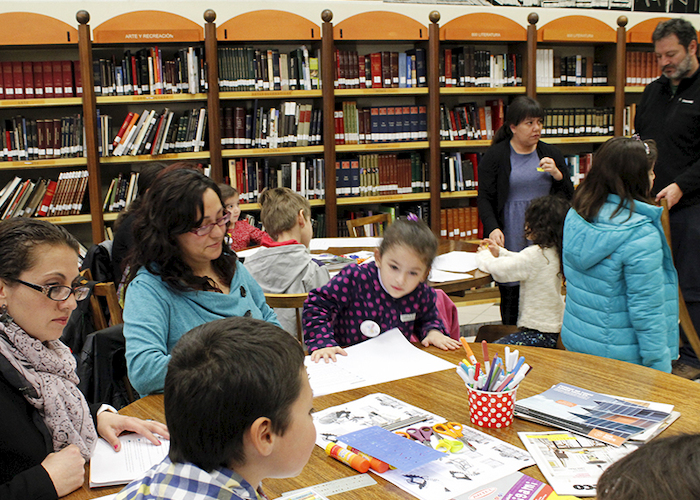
[77,10,104,243]
[204,10,223,182]
[615,16,628,137]
[321,9,337,237]
[428,11,441,235]
[527,13,538,99]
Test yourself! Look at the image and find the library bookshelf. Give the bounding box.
[0,8,667,244]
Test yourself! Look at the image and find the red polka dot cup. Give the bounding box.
[467,387,517,428]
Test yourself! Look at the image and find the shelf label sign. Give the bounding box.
[95,29,202,43]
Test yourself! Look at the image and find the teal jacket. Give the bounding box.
[561,195,678,372]
[123,263,279,396]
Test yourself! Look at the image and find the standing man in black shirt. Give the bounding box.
[635,17,700,378]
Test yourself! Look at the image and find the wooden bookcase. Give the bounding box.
[0,9,668,244]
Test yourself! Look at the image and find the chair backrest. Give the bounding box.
[660,200,700,359]
[264,293,308,344]
[82,268,124,330]
[346,213,391,237]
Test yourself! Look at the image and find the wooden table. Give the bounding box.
[68,344,700,500]
[312,239,492,294]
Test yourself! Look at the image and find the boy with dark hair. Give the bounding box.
[117,317,315,500]
[244,187,330,339]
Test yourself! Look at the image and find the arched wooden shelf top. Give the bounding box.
[441,13,526,42]
[538,16,615,43]
[218,11,320,41]
[93,11,203,43]
[0,13,77,45]
[627,17,670,44]
[334,12,427,41]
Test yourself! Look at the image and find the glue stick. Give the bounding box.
[347,446,390,473]
[325,443,370,473]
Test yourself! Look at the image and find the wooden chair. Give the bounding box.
[475,324,519,344]
[81,269,123,330]
[80,269,135,404]
[346,213,391,237]
[264,293,308,344]
[660,199,700,359]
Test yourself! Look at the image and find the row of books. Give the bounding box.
[0,60,80,100]
[336,202,430,237]
[441,206,483,240]
[542,107,614,137]
[220,103,321,150]
[106,107,207,157]
[218,46,319,92]
[335,152,427,197]
[536,49,609,87]
[439,99,505,142]
[227,157,325,203]
[440,151,480,192]
[102,171,140,213]
[440,48,523,88]
[625,50,660,86]
[334,49,427,89]
[564,152,593,187]
[2,115,84,162]
[93,47,207,96]
[335,103,428,145]
[0,171,88,219]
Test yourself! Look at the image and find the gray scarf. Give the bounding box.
[0,319,97,459]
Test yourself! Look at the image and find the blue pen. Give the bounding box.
[483,353,499,391]
[511,356,525,376]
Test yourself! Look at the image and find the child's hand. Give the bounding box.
[421,330,462,350]
[479,238,501,258]
[310,346,348,363]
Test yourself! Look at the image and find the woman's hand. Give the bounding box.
[309,346,347,363]
[539,157,563,181]
[488,229,505,247]
[422,330,461,350]
[41,444,85,497]
[96,412,169,452]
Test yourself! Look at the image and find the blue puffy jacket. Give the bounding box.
[561,195,678,372]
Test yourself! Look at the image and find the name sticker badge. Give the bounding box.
[400,313,416,322]
[679,98,694,104]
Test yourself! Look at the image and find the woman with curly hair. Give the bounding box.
[123,169,279,396]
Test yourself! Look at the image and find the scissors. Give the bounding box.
[432,422,477,451]
[406,426,434,447]
[435,438,464,453]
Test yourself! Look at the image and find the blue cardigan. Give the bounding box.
[561,195,679,372]
[123,263,279,396]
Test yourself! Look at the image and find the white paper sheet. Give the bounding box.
[313,394,534,500]
[432,251,478,273]
[236,246,262,258]
[90,435,170,488]
[305,329,455,397]
[309,237,382,251]
[428,269,473,283]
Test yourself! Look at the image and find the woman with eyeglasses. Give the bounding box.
[123,169,280,396]
[0,218,168,500]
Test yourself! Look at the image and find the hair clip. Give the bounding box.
[631,134,650,155]
[406,213,419,222]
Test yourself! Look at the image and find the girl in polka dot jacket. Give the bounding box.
[303,217,462,362]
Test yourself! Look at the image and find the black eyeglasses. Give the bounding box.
[15,279,91,302]
[190,211,232,237]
